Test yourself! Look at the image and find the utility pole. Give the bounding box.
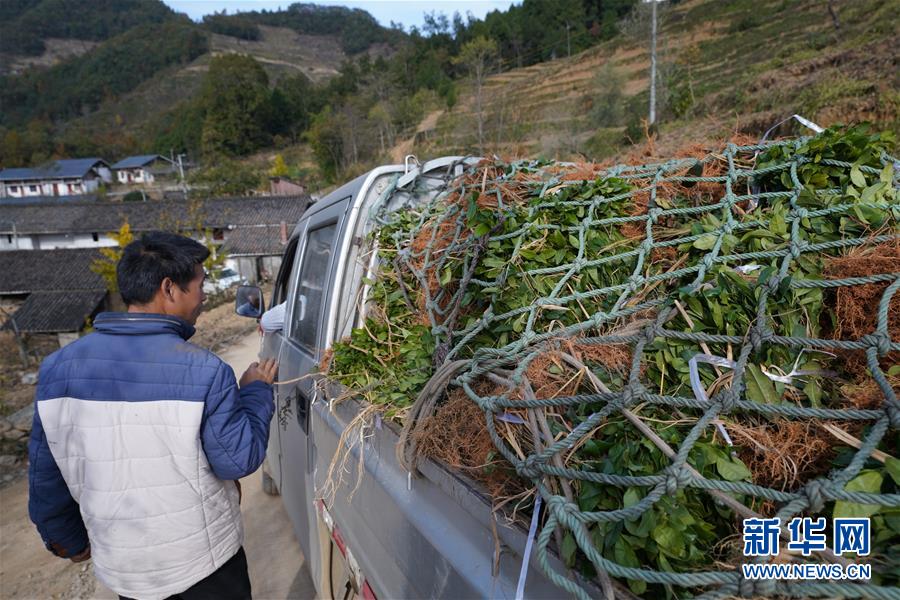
[565,21,572,57]
[649,0,658,127]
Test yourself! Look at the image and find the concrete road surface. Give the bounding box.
[0,332,316,600]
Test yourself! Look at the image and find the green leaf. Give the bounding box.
[652,523,683,556]
[716,456,752,481]
[561,532,577,568]
[623,487,641,508]
[745,364,779,404]
[880,162,894,185]
[693,233,717,250]
[439,267,452,286]
[885,457,900,486]
[834,470,884,519]
[850,164,866,188]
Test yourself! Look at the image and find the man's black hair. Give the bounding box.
[117,232,210,305]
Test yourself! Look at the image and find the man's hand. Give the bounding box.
[70,544,91,563]
[50,541,91,562]
[239,358,278,387]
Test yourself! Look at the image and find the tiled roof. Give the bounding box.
[0,195,310,235]
[111,155,170,169]
[2,290,106,333]
[222,225,289,256]
[0,248,107,294]
[0,158,109,182]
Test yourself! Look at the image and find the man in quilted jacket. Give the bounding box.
[27,231,277,600]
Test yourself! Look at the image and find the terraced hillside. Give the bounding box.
[60,24,352,143]
[421,0,898,160]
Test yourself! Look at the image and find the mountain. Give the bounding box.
[0,2,400,167]
[0,0,176,71]
[416,0,899,160]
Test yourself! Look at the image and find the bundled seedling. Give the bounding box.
[326,126,900,599]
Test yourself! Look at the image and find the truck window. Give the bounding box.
[273,237,299,306]
[290,223,337,354]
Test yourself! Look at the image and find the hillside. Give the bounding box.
[58,24,353,147]
[417,0,899,160]
[0,2,400,167]
[0,0,176,72]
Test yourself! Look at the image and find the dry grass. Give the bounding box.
[731,419,834,492]
[823,240,900,375]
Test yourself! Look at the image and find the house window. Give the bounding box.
[29,185,38,192]
[92,232,99,242]
[9,186,18,192]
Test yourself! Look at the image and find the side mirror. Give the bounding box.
[235,285,265,318]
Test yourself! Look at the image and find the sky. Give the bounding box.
[162,1,520,31]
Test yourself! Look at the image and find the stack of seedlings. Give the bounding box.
[325,126,900,599]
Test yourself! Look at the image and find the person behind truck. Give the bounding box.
[28,231,278,600]
[259,300,286,333]
[237,291,262,317]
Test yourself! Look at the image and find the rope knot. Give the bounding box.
[749,325,773,352]
[648,207,664,222]
[516,455,542,480]
[626,274,645,294]
[664,465,692,496]
[803,479,828,513]
[722,222,735,235]
[887,404,900,429]
[547,495,579,518]
[717,388,740,412]
[573,257,587,271]
[765,274,783,293]
[793,207,809,219]
[701,254,716,271]
[861,332,892,356]
[789,241,804,259]
[591,311,609,328]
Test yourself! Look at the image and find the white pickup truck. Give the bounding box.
[237,158,597,599]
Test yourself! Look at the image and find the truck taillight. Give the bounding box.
[361,580,377,600]
[316,499,378,600]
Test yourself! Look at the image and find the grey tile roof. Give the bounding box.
[0,158,109,181]
[222,225,289,256]
[0,248,107,294]
[111,155,171,169]
[0,195,310,235]
[2,290,106,333]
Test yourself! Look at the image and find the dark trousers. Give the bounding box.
[119,547,252,600]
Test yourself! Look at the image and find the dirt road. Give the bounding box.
[0,332,316,599]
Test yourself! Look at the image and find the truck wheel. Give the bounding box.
[261,464,279,496]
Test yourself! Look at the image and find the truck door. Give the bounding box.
[260,235,301,493]
[276,199,347,563]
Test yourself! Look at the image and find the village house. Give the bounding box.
[0,248,109,350]
[111,154,178,185]
[0,158,112,200]
[0,194,309,279]
[269,176,306,196]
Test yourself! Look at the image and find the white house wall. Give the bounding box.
[0,235,35,250]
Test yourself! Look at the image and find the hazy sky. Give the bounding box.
[162,1,520,30]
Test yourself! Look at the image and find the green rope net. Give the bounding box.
[328,127,900,599]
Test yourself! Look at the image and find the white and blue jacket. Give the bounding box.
[28,313,274,599]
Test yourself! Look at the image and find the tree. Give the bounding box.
[270,154,289,177]
[199,54,271,157]
[188,159,262,196]
[91,222,134,296]
[454,36,498,154]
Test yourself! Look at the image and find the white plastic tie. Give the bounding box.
[515,494,542,600]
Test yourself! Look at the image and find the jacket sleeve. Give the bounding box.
[28,363,89,558]
[200,361,275,480]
